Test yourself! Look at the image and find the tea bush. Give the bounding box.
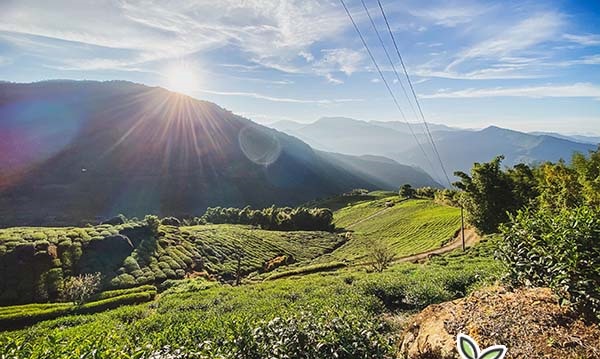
[498,206,600,320]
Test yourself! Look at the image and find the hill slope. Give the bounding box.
[0,81,435,226]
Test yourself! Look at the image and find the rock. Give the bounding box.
[398,286,600,359]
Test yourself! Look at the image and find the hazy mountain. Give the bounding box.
[529,131,600,145]
[269,117,420,155]
[316,152,440,190]
[368,120,461,134]
[396,126,596,182]
[269,117,596,185]
[0,81,436,226]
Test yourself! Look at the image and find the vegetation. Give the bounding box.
[62,273,102,305]
[368,239,395,273]
[331,197,461,261]
[201,206,335,231]
[0,285,156,329]
[399,184,415,198]
[0,240,501,358]
[455,146,600,234]
[498,206,600,321]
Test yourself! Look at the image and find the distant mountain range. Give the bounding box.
[0,81,437,226]
[269,118,597,184]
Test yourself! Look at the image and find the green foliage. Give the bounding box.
[202,206,335,231]
[572,146,600,207]
[0,286,156,329]
[265,262,347,280]
[454,156,537,233]
[160,216,181,226]
[414,186,436,199]
[144,215,160,236]
[399,183,415,198]
[498,207,600,320]
[537,161,583,211]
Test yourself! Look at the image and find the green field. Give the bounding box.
[329,197,461,262]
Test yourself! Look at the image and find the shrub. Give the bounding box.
[498,206,600,320]
[368,239,395,273]
[62,273,102,305]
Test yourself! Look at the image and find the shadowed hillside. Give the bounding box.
[0,81,436,226]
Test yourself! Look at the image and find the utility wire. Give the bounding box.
[338,0,437,178]
[376,0,453,188]
[359,0,419,125]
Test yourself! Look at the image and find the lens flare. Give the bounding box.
[164,62,200,96]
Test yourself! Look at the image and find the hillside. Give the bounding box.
[269,117,596,184]
[0,81,435,226]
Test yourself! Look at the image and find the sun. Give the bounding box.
[164,62,200,96]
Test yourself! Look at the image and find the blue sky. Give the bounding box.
[0,0,599,134]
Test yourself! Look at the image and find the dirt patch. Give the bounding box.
[399,286,600,358]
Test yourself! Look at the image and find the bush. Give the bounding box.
[498,206,600,320]
[62,273,102,305]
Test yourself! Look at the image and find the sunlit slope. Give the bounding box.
[328,196,461,262]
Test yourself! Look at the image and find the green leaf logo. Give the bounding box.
[456,334,507,359]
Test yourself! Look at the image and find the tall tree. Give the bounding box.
[454,156,516,233]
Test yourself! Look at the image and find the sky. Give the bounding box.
[0,0,599,135]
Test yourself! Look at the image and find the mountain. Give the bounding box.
[269,117,420,155]
[368,120,461,134]
[396,126,596,181]
[0,81,437,226]
[316,152,440,190]
[269,118,596,184]
[529,131,600,145]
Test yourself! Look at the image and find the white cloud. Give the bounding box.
[408,3,492,27]
[198,88,362,104]
[421,83,600,100]
[563,33,600,46]
[315,48,365,76]
[447,12,563,70]
[0,0,350,75]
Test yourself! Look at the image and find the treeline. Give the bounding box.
[454,148,599,234]
[201,206,335,231]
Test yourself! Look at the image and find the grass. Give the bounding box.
[328,197,461,262]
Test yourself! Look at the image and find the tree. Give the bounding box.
[572,146,600,207]
[536,161,583,211]
[368,239,395,272]
[62,273,102,305]
[399,184,415,198]
[454,156,516,234]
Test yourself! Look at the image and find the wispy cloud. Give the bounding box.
[563,33,600,46]
[198,89,363,104]
[421,83,600,100]
[408,3,492,27]
[447,12,564,70]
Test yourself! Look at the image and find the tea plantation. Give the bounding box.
[0,194,490,358]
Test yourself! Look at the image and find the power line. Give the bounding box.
[359,0,419,125]
[338,0,437,178]
[376,0,453,188]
